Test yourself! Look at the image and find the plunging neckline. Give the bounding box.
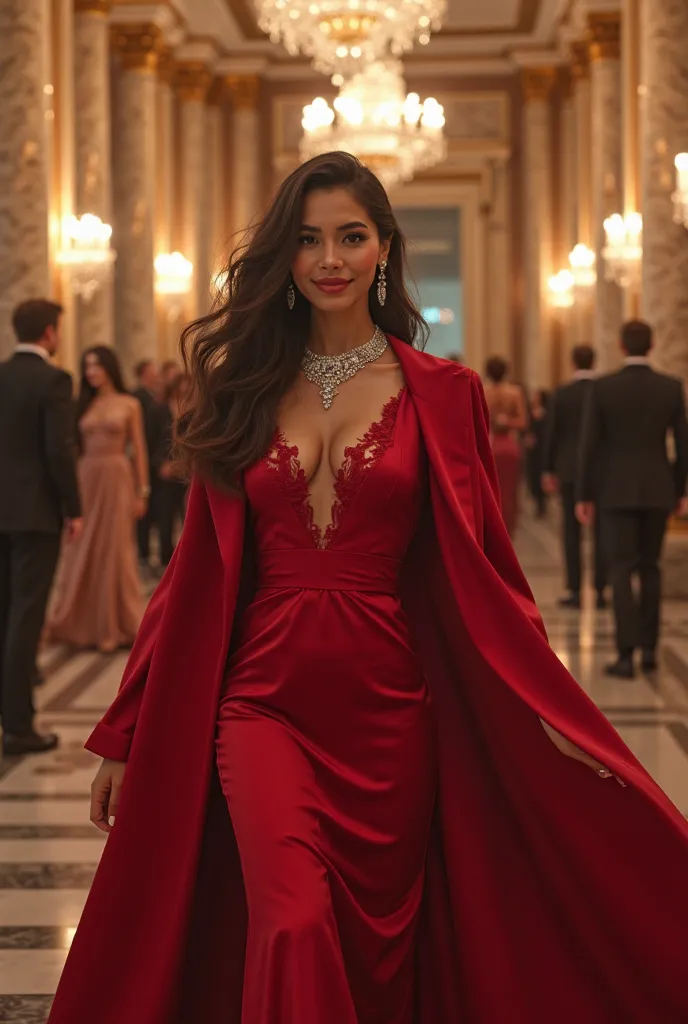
[265,389,405,549]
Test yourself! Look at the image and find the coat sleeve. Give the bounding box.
[469,371,548,640]
[84,476,202,762]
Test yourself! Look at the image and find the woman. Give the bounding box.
[524,387,550,519]
[483,355,527,535]
[49,154,688,1024]
[46,347,148,653]
[156,373,190,567]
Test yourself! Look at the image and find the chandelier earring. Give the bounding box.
[377,260,388,307]
[287,280,296,311]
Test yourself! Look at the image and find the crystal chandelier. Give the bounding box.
[56,214,116,303]
[155,252,194,319]
[673,154,688,228]
[254,0,446,78]
[548,269,575,309]
[602,212,643,290]
[568,243,596,288]
[300,61,446,190]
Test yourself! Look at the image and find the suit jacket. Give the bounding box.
[133,386,165,474]
[543,377,595,485]
[0,351,81,533]
[49,342,688,1024]
[578,364,688,510]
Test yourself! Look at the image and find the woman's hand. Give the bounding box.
[90,759,127,833]
[540,719,627,787]
[133,496,148,520]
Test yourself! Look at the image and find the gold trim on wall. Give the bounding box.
[74,0,111,13]
[175,62,213,103]
[570,40,590,82]
[226,74,261,110]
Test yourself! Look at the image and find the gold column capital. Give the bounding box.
[587,11,621,62]
[570,40,590,82]
[111,23,163,71]
[559,66,573,100]
[75,0,111,12]
[226,74,260,110]
[207,78,226,107]
[521,67,557,103]
[157,48,176,85]
[175,62,213,103]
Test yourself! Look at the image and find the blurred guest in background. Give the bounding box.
[543,345,607,611]
[446,352,464,365]
[156,374,190,568]
[133,359,164,571]
[524,387,549,520]
[46,347,148,653]
[161,359,183,393]
[483,356,527,536]
[577,321,688,678]
[0,300,82,757]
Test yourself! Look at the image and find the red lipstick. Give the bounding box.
[313,278,352,295]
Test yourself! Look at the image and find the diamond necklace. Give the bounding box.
[301,326,388,410]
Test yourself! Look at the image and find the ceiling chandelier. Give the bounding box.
[254,0,446,78]
[300,61,446,190]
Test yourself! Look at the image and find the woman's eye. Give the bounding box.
[343,233,366,244]
[298,235,317,246]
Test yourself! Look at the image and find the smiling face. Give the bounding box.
[84,352,110,391]
[290,187,390,315]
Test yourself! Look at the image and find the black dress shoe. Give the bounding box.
[641,650,658,673]
[2,731,59,757]
[558,594,581,610]
[595,593,609,611]
[604,657,635,680]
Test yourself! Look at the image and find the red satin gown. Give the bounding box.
[215,387,436,1023]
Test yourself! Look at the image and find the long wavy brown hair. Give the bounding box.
[176,151,427,490]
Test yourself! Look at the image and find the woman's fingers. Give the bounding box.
[90,774,113,834]
[108,778,121,827]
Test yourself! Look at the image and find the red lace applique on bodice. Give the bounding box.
[264,390,404,550]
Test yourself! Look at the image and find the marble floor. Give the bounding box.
[1,515,688,1021]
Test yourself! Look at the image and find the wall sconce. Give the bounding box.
[673,154,688,228]
[568,244,596,288]
[602,212,643,290]
[548,269,575,309]
[155,252,193,319]
[56,214,116,302]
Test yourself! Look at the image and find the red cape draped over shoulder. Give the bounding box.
[48,341,688,1024]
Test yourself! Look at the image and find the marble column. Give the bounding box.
[226,74,261,238]
[111,23,160,376]
[640,0,688,384]
[207,79,227,285]
[570,41,595,349]
[521,67,556,389]
[559,69,577,365]
[589,11,624,372]
[484,157,511,361]
[0,0,51,359]
[176,63,213,322]
[155,49,177,360]
[74,0,114,351]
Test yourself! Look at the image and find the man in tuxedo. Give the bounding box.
[542,344,607,610]
[0,300,82,755]
[133,359,163,570]
[577,321,688,679]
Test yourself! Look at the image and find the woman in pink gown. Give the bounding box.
[47,154,688,1024]
[46,347,148,652]
[483,356,527,535]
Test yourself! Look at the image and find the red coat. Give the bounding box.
[49,340,688,1023]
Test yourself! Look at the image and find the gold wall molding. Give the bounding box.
[226,74,260,110]
[521,67,556,103]
[111,23,163,71]
[74,0,111,12]
[588,11,621,62]
[559,66,573,100]
[175,62,213,103]
[157,48,176,86]
[570,40,590,82]
[207,78,226,107]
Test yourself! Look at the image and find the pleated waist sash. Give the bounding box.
[257,548,401,594]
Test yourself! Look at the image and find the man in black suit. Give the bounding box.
[0,300,82,755]
[542,344,607,610]
[577,321,688,679]
[133,359,163,569]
